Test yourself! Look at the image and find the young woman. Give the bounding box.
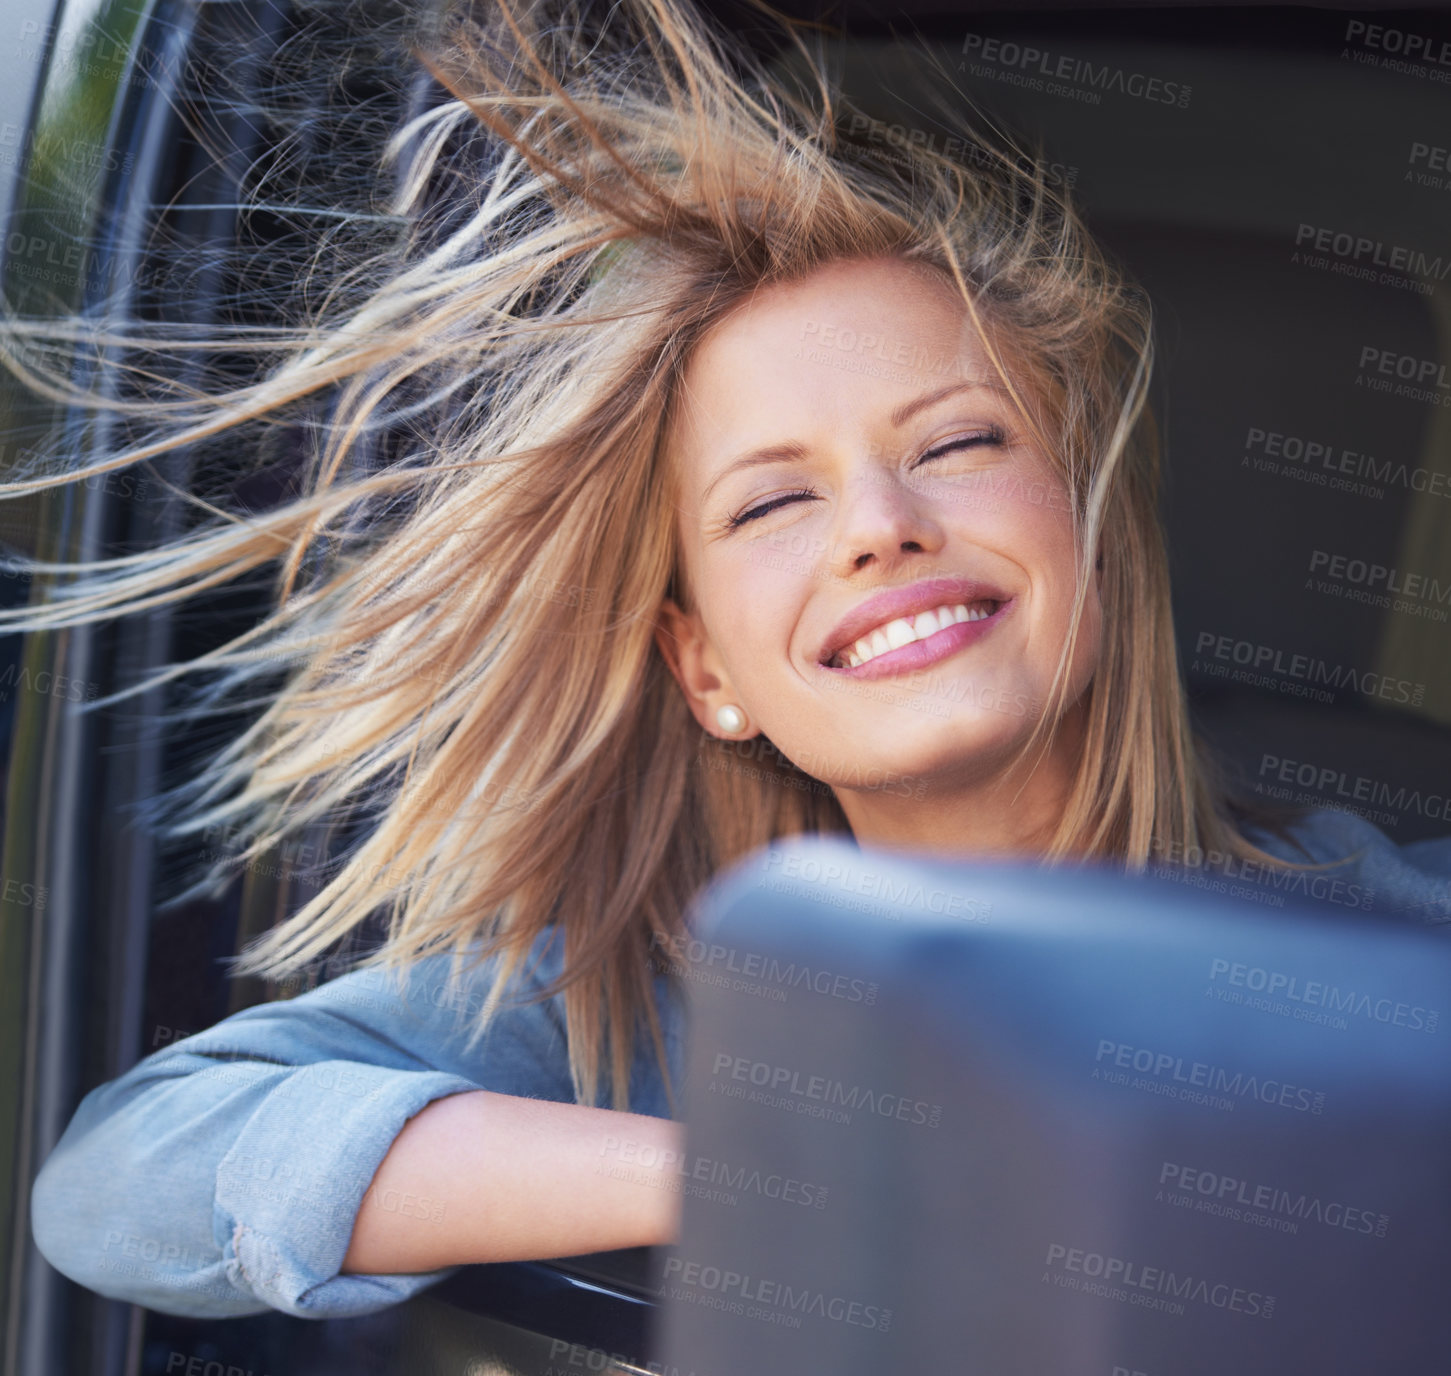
[12,0,1449,1321]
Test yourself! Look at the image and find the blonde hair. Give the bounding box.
[0,0,1308,1110]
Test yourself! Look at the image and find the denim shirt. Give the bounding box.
[29,808,1451,1319]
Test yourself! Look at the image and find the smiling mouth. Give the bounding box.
[825,599,1002,670]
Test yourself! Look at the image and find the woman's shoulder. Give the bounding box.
[259,925,568,1043]
[308,924,686,1112]
[1240,807,1451,924]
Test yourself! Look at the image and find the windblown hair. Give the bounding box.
[0,0,1306,1109]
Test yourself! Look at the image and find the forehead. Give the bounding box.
[694,256,979,385]
[669,257,1006,481]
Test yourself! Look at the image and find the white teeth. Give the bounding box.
[884,618,916,650]
[834,600,997,667]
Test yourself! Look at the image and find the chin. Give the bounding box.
[863,716,1041,790]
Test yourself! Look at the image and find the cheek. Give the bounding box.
[977,477,1088,656]
[703,544,810,669]
[1011,460,1078,568]
[973,481,1079,593]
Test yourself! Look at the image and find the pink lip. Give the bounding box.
[823,599,1012,681]
[816,576,1013,669]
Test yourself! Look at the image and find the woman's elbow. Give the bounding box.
[29,1129,261,1319]
[30,1137,114,1296]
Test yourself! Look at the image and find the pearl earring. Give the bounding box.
[715,704,746,734]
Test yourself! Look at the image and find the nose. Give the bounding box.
[827,465,948,578]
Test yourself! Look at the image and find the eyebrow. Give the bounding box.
[700,441,810,507]
[890,378,1007,427]
[700,379,1007,507]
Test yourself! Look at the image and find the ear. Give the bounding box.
[654,597,758,739]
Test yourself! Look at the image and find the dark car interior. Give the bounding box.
[2,0,1448,1373]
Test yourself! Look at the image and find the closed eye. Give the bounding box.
[726,487,818,529]
[725,425,1005,528]
[916,425,1006,465]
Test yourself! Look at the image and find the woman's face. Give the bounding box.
[658,255,1100,822]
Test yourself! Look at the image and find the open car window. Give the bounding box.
[3,2,1449,1373]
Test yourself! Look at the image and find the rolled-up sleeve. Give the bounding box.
[31,936,580,1318]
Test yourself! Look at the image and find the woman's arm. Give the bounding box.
[30,929,684,1318]
[342,1090,683,1272]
